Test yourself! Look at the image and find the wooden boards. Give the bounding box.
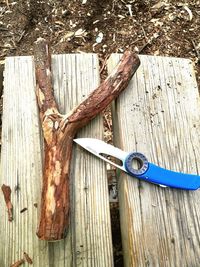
[0,54,113,266]
[108,54,200,267]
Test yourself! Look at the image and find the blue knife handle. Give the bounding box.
[124,152,200,190]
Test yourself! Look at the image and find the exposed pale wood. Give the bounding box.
[108,54,200,267]
[0,54,113,266]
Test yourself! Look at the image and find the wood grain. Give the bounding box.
[108,54,200,267]
[0,54,113,266]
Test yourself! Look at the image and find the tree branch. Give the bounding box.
[34,38,140,240]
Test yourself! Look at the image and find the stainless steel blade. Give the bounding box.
[74,138,128,171]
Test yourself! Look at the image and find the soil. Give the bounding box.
[0,0,200,266]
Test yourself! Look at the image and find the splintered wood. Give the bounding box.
[10,252,33,267]
[1,184,13,221]
[23,252,33,264]
[10,259,25,267]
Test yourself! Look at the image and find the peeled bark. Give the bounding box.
[1,184,13,222]
[34,38,140,240]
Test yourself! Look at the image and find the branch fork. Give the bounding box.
[34,38,140,240]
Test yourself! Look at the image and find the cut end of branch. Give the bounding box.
[34,38,59,117]
[34,38,50,66]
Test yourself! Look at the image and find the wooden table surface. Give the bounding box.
[1,53,200,267]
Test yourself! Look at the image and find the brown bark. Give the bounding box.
[34,38,140,240]
[23,252,33,264]
[10,259,25,267]
[1,184,13,222]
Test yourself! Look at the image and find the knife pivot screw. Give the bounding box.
[125,152,149,176]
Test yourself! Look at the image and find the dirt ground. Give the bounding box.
[0,0,200,266]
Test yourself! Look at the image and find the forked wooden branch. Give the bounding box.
[34,38,140,240]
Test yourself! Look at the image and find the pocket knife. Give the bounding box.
[74,138,200,190]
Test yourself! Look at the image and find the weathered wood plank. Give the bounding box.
[51,54,113,267]
[0,54,113,266]
[108,54,200,267]
[0,56,49,267]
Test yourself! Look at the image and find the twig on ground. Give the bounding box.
[139,32,161,53]
[100,54,110,73]
[17,30,26,43]
[5,0,10,9]
[0,27,9,31]
[141,26,148,41]
[191,40,200,63]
